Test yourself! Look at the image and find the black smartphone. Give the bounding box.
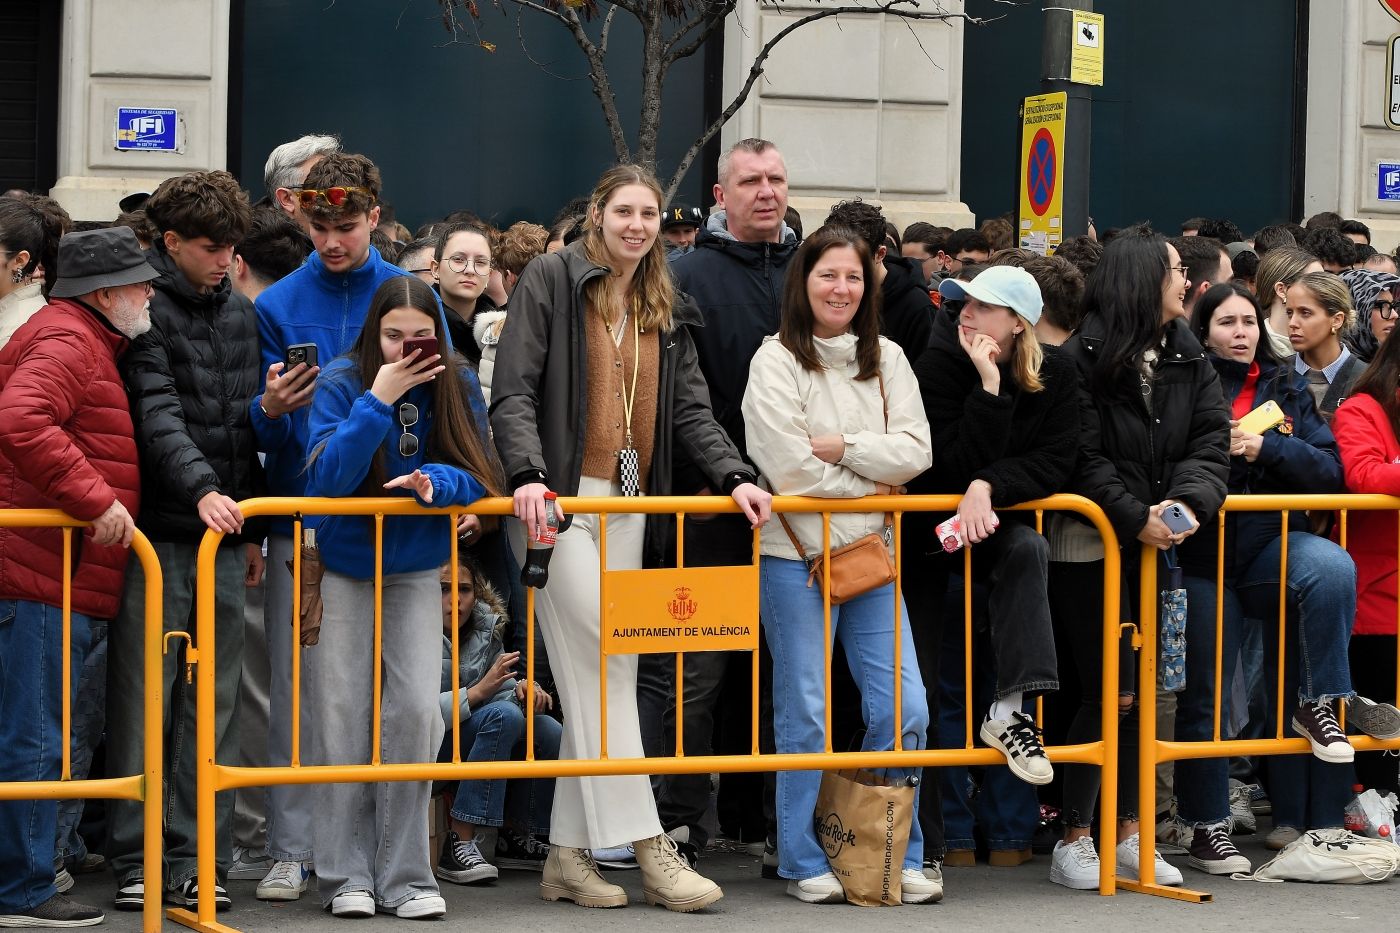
[285,342,318,370]
[402,335,439,361]
[1162,503,1196,535]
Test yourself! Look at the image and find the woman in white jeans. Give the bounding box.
[490,164,770,912]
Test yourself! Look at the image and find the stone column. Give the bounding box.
[50,0,231,221]
[721,0,975,234]
[1306,1,1400,251]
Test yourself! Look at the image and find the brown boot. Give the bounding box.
[540,846,628,908]
[634,834,723,912]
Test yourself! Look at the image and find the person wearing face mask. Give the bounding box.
[431,222,497,366]
[1173,282,1375,866]
[742,224,936,906]
[1283,272,1361,422]
[1057,227,1230,890]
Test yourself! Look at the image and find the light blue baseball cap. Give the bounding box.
[938,265,1043,326]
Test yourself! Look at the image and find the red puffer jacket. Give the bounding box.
[1333,391,1400,636]
[0,298,141,619]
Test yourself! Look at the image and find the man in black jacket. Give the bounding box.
[636,138,798,868]
[107,171,261,912]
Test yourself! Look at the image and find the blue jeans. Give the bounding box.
[437,699,561,832]
[55,618,107,864]
[936,586,1038,851]
[1175,532,1355,826]
[760,556,928,881]
[0,599,92,912]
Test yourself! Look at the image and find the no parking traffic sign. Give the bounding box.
[1018,93,1066,255]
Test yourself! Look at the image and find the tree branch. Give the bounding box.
[663,0,992,200]
[599,2,620,56]
[556,3,631,162]
[662,0,736,61]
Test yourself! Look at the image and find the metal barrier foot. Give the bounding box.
[166,907,244,933]
[1115,879,1212,902]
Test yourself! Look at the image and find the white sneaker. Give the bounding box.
[899,867,942,904]
[1116,832,1183,886]
[786,871,844,904]
[1049,837,1100,890]
[980,711,1053,785]
[1228,779,1258,834]
[395,893,446,919]
[228,845,275,881]
[256,860,311,901]
[329,891,375,918]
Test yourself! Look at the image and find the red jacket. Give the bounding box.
[0,298,141,619]
[1333,392,1400,636]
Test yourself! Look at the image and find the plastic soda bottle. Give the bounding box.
[520,492,559,589]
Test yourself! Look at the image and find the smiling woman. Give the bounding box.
[741,224,938,906]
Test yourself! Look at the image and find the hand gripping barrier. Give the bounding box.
[1132,494,1400,902]
[0,511,163,933]
[170,493,1125,931]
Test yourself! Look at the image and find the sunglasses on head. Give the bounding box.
[296,186,371,209]
[398,402,419,458]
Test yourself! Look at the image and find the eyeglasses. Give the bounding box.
[296,186,371,209]
[444,255,493,276]
[1170,264,1190,279]
[1375,300,1398,320]
[398,402,419,458]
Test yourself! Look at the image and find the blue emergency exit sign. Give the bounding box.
[115,108,178,151]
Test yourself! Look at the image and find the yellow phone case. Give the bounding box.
[1238,400,1285,434]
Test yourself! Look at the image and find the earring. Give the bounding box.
[10,270,21,284]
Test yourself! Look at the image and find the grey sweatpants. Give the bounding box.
[309,568,443,908]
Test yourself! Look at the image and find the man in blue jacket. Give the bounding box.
[247,152,409,902]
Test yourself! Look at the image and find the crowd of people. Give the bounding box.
[1,133,1400,927]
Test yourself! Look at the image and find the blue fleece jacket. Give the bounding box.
[304,357,490,579]
[250,246,410,535]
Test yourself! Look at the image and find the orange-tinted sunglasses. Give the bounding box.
[296,186,371,209]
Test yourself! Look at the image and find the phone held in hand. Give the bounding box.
[1162,503,1197,535]
[402,335,438,361]
[285,342,318,370]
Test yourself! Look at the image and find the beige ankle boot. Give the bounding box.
[634,834,723,912]
[540,846,628,908]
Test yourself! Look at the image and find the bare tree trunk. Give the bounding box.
[633,2,668,172]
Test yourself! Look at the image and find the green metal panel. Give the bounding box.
[238,0,707,230]
[961,0,1299,235]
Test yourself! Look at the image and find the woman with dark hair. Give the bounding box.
[742,225,937,905]
[1174,282,1368,865]
[1055,228,1230,889]
[491,164,769,912]
[431,222,497,365]
[0,194,70,348]
[304,275,502,919]
[1333,330,1400,799]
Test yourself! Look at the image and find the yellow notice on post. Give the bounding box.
[1069,11,1104,86]
[603,565,759,654]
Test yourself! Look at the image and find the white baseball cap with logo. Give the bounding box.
[938,265,1044,326]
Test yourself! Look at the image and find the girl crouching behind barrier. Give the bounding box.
[741,224,938,905]
[304,275,502,919]
[489,164,770,912]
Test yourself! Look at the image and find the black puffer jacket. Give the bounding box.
[670,213,799,478]
[1063,314,1230,546]
[911,312,1080,504]
[121,249,263,543]
[880,256,934,364]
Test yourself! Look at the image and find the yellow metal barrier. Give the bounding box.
[1133,494,1400,903]
[0,511,163,933]
[171,494,1125,931]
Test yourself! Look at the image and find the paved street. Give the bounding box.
[84,831,1396,933]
